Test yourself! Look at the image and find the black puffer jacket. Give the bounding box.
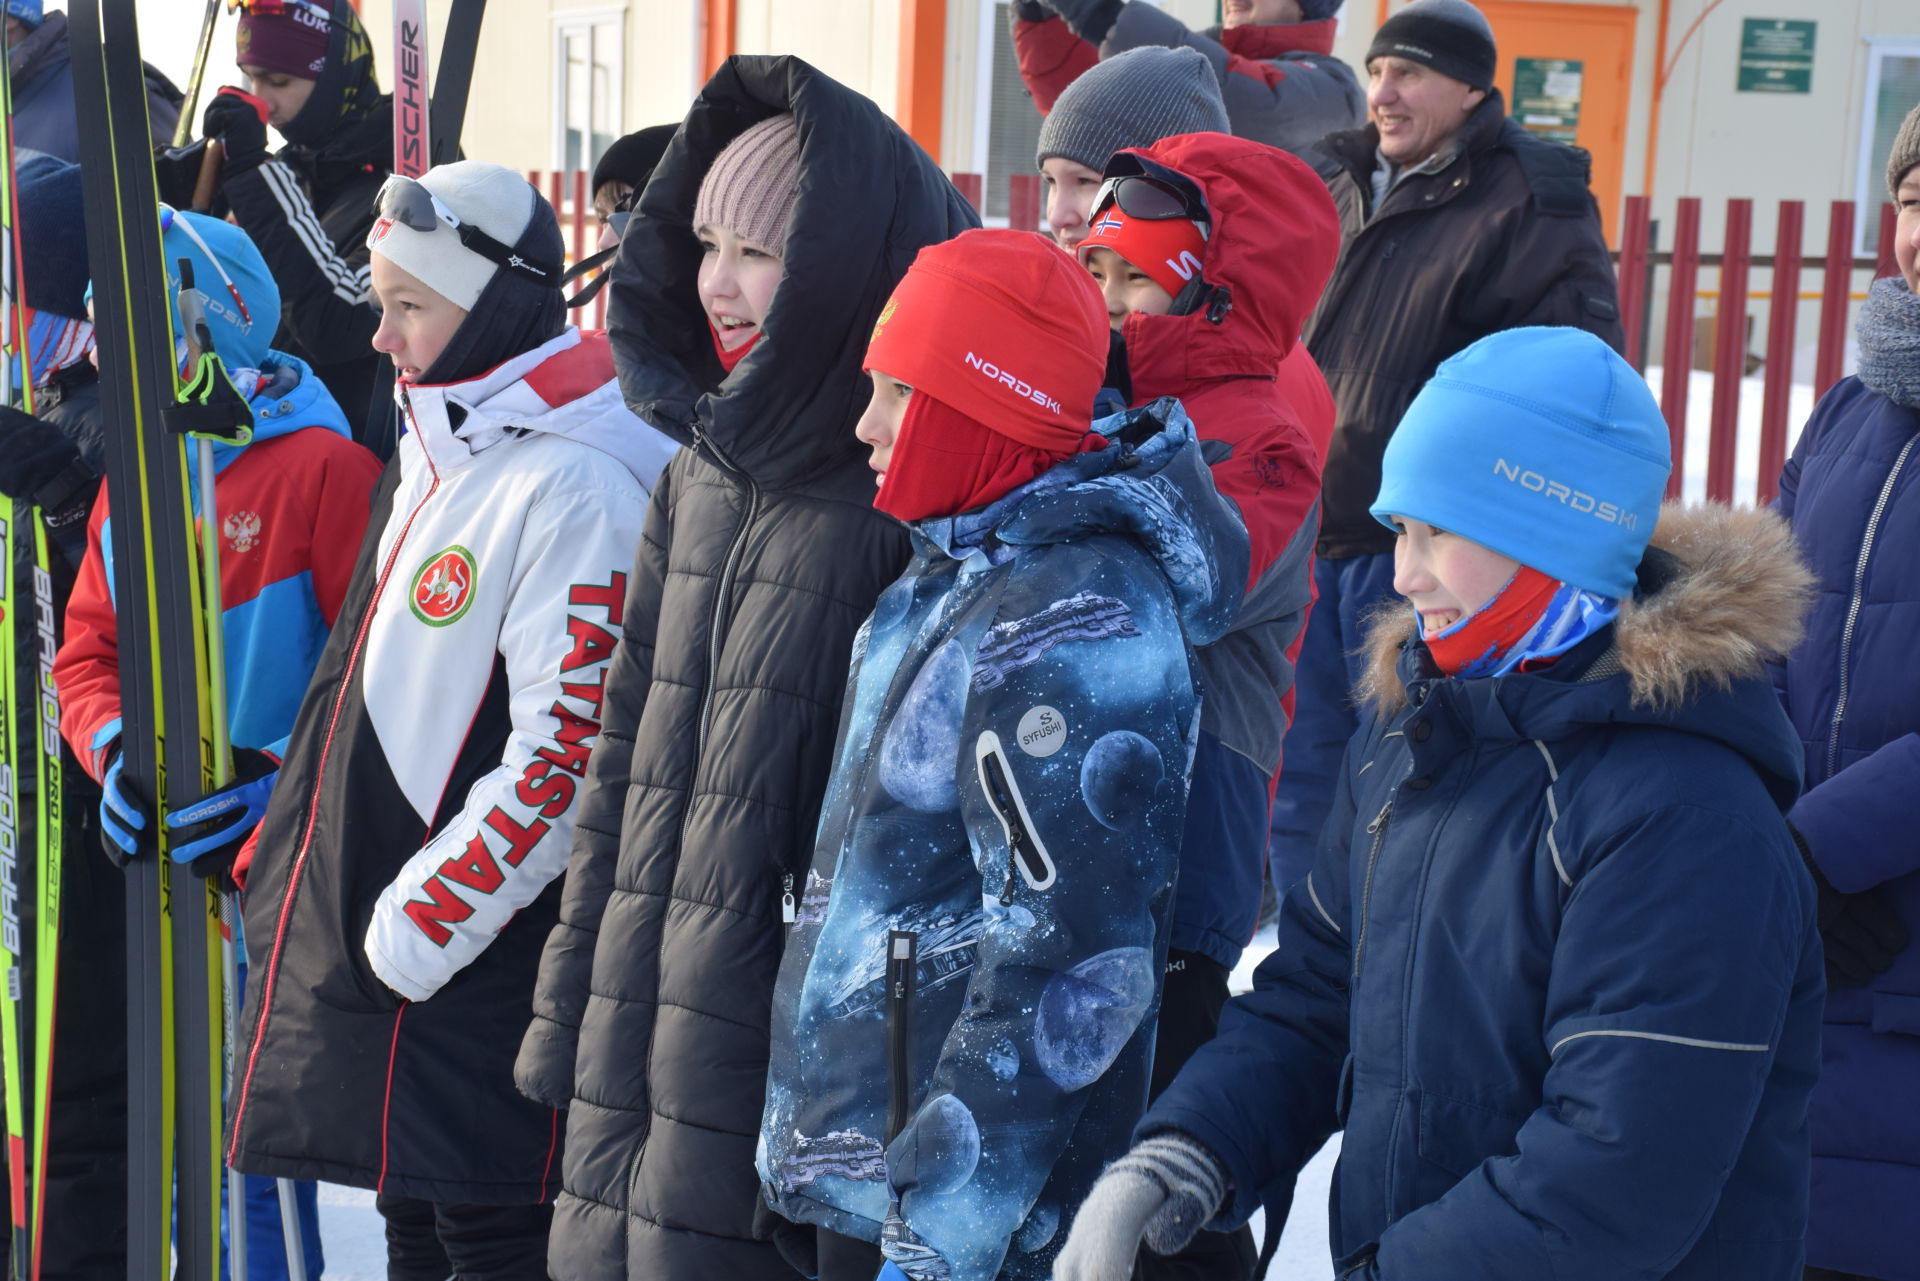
[1305,91,1624,560]
[515,56,978,1280]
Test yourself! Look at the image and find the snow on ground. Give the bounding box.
[1645,366,1818,506]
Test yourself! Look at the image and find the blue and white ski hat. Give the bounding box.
[5,0,44,28]
[1370,327,1671,600]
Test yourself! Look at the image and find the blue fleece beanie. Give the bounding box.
[5,0,43,26]
[161,211,282,373]
[1371,327,1670,600]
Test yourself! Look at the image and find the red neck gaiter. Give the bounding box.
[1424,565,1561,677]
[711,322,760,374]
[875,392,1100,525]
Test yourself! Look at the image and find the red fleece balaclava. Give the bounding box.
[864,229,1110,523]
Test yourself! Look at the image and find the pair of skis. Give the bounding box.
[0,39,67,1281]
[69,2,258,1278]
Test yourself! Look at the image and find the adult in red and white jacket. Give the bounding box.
[1014,0,1362,157]
[226,162,674,1271]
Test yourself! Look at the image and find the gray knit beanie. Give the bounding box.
[1369,0,1497,92]
[1888,101,1920,199]
[694,113,801,251]
[1036,46,1229,172]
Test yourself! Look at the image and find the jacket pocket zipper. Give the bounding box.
[781,871,796,924]
[975,732,1057,904]
[1350,798,1394,983]
[885,929,917,1145]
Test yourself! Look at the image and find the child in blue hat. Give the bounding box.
[1056,326,1827,1281]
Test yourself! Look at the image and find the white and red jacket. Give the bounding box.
[229,328,675,1202]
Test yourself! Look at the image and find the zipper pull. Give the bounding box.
[1000,844,1019,907]
[1366,799,1394,835]
[781,872,796,924]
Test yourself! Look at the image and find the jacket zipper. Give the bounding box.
[975,733,1056,903]
[884,929,917,1144]
[1825,434,1916,780]
[230,393,440,1160]
[675,430,761,867]
[1349,797,1395,983]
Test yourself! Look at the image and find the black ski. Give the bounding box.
[68,3,227,1278]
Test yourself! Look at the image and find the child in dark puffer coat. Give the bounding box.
[1058,326,1824,1281]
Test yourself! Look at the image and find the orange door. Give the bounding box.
[1478,1,1636,243]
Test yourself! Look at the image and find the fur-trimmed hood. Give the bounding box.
[1359,502,1813,718]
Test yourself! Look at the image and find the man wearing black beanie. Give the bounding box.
[1266,0,1625,906]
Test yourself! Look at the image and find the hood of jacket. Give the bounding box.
[1357,503,1812,807]
[914,397,1250,648]
[403,328,667,485]
[7,9,66,84]
[1117,131,1341,401]
[606,55,979,491]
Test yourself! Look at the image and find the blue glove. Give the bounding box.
[165,747,279,886]
[98,738,154,865]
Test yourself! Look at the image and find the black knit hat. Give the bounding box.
[591,124,676,197]
[1368,0,1497,93]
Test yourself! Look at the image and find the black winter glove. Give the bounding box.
[0,403,82,498]
[1049,0,1124,43]
[1793,825,1910,989]
[1011,0,1054,24]
[203,86,271,177]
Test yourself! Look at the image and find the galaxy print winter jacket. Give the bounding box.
[1143,506,1825,1281]
[759,400,1248,1281]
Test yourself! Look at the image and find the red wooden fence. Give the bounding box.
[1615,193,1898,504]
[535,164,1904,507]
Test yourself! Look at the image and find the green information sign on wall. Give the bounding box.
[1738,18,1816,94]
[1514,57,1583,145]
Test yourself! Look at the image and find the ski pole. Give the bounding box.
[276,1180,308,1281]
[174,0,223,150]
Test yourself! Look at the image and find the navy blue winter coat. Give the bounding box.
[759,402,1248,1281]
[1776,374,1920,1280]
[1143,505,1824,1280]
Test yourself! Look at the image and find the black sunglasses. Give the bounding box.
[375,176,562,285]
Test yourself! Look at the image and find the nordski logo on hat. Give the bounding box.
[410,546,478,626]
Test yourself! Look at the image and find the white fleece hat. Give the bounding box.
[366,160,541,310]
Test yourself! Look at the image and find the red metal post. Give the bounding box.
[1616,195,1652,368]
[952,172,983,212]
[1876,200,1898,280]
[547,171,565,224]
[1659,196,1702,499]
[1706,198,1751,503]
[1757,200,1804,504]
[572,170,589,269]
[1815,201,1856,397]
[1008,173,1042,233]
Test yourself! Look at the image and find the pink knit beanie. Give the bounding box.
[693,113,801,253]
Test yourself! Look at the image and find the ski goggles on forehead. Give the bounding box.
[228,0,328,16]
[373,175,562,285]
[1091,166,1211,235]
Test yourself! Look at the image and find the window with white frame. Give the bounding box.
[980,0,1047,225]
[1858,36,1920,253]
[554,11,626,178]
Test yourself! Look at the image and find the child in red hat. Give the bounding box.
[756,227,1250,1281]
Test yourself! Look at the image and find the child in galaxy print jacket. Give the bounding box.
[757,229,1248,1281]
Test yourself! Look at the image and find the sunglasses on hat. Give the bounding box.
[373,175,562,285]
[1090,171,1211,237]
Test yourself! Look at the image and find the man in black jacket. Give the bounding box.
[1267,0,1624,896]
